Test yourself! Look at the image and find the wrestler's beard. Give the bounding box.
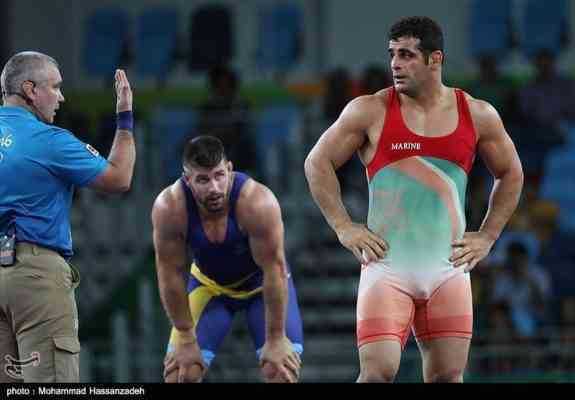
[395,80,417,97]
[201,193,225,213]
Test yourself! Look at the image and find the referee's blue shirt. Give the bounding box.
[0,106,108,257]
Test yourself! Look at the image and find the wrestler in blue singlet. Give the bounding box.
[166,172,303,366]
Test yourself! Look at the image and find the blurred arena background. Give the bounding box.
[1,0,574,382]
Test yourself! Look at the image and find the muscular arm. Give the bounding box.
[240,183,288,341]
[473,100,524,241]
[151,190,194,338]
[304,96,372,233]
[304,96,388,263]
[90,130,136,192]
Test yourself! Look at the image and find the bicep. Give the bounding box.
[247,203,285,271]
[152,210,187,274]
[311,120,366,170]
[153,230,187,270]
[308,99,371,170]
[476,106,522,179]
[478,130,520,179]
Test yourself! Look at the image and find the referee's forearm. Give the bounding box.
[105,129,136,191]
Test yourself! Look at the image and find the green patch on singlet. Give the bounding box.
[420,157,468,212]
[367,157,468,271]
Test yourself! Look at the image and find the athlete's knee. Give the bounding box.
[164,364,205,383]
[260,362,300,383]
[357,370,396,383]
[357,363,398,383]
[358,349,399,383]
[427,368,464,383]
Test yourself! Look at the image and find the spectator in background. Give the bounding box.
[196,65,257,177]
[466,54,515,118]
[479,301,517,374]
[520,49,575,141]
[465,55,516,212]
[358,64,391,96]
[485,301,517,344]
[506,180,559,246]
[517,49,575,173]
[491,241,552,340]
[322,67,354,124]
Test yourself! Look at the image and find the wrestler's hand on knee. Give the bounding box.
[450,231,495,272]
[259,336,301,383]
[335,222,388,264]
[164,341,206,383]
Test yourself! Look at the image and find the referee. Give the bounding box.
[0,51,135,382]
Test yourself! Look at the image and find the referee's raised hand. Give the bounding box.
[114,69,132,113]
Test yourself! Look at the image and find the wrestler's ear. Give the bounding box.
[226,160,233,172]
[181,167,192,186]
[429,50,443,67]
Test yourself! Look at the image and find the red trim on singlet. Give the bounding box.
[366,87,477,180]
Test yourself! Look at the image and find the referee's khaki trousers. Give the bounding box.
[0,243,81,382]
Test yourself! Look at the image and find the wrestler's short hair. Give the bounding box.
[389,16,444,61]
[183,135,227,170]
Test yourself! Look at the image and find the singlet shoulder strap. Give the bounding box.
[179,177,199,220]
[455,88,474,130]
[228,172,250,218]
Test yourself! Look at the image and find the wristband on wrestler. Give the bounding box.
[176,328,197,344]
[116,111,134,131]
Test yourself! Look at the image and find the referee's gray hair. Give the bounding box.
[1,51,59,98]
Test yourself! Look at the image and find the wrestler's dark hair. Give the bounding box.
[389,16,444,63]
[183,135,227,170]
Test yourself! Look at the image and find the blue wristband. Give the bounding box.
[117,111,134,131]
